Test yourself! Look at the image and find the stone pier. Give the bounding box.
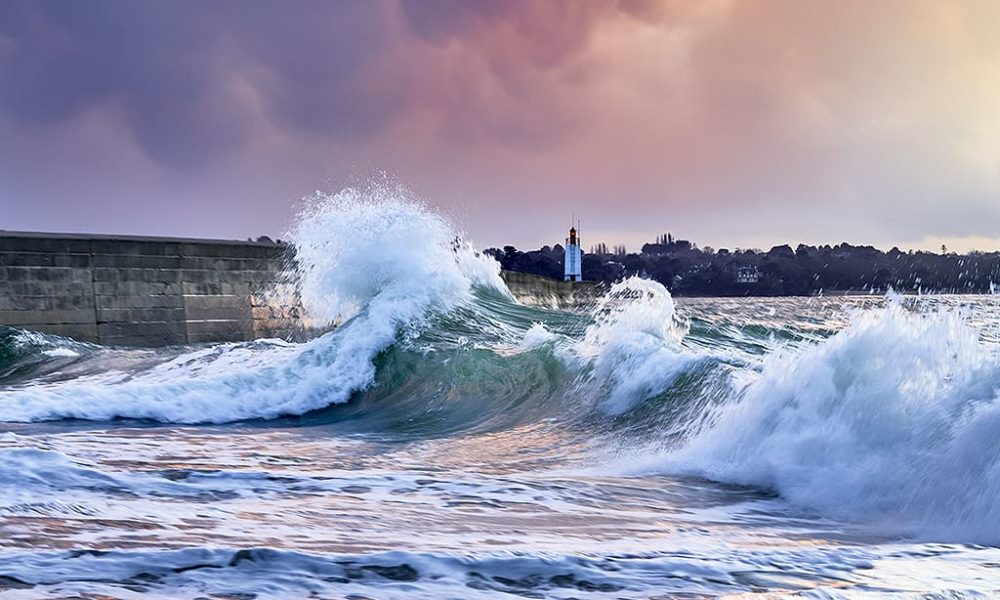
[500,270,601,311]
[0,232,301,346]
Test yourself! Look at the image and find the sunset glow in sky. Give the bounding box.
[2,1,1000,252]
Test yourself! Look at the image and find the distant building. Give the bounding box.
[641,231,693,255]
[564,226,582,282]
[735,265,759,284]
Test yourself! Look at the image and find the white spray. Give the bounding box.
[0,187,506,423]
[655,300,1000,543]
[567,277,697,415]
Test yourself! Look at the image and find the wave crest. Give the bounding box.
[657,301,1000,543]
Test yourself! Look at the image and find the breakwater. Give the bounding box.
[500,270,601,311]
[0,232,299,346]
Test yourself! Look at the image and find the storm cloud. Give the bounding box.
[1,0,999,251]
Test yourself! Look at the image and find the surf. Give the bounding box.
[0,188,998,546]
[643,297,1000,544]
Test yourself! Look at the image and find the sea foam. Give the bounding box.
[569,277,698,415]
[655,300,1000,544]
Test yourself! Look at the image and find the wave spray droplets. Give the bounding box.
[290,187,507,328]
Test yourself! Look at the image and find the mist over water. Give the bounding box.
[1,189,999,598]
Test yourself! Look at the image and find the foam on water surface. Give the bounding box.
[650,300,1000,544]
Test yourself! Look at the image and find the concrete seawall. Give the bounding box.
[500,270,602,311]
[0,232,300,346]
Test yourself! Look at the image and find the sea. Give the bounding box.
[0,191,998,599]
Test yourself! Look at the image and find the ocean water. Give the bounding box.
[1,192,999,599]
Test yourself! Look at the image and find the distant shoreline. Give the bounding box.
[488,239,1000,297]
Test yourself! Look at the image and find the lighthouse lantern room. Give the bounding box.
[564,225,582,282]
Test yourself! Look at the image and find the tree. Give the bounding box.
[488,232,1000,295]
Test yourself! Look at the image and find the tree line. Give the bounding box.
[484,234,1000,296]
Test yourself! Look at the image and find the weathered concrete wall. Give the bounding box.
[501,270,602,311]
[0,232,301,346]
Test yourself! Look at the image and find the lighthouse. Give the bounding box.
[564,225,582,282]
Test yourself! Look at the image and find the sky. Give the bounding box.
[2,0,1000,253]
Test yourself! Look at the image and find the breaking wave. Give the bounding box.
[0,187,507,423]
[0,188,998,545]
[649,300,1000,544]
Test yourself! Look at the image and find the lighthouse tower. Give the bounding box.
[564,225,582,282]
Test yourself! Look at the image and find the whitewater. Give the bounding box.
[0,189,998,599]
